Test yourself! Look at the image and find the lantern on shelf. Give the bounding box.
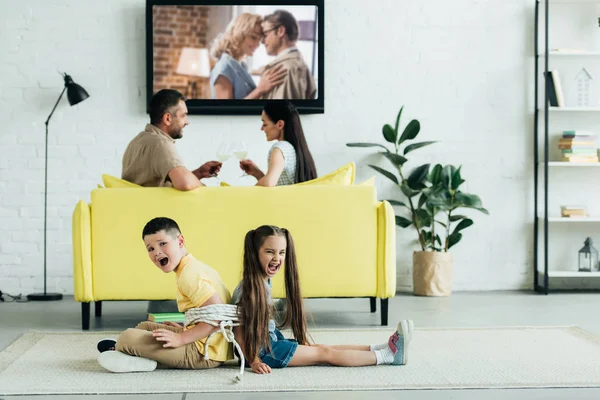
[578,237,598,272]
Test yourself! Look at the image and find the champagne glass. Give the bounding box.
[233,141,249,177]
[213,142,232,181]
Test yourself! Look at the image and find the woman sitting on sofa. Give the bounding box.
[239,100,317,186]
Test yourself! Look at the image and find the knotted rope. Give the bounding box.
[184,304,245,382]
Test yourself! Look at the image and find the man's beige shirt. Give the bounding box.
[261,48,316,100]
[122,124,185,187]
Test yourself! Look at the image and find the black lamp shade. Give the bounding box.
[64,74,89,105]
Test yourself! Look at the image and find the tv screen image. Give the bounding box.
[146,0,324,114]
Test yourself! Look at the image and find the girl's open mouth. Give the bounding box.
[267,262,280,275]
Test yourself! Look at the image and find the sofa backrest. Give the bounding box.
[90,185,379,300]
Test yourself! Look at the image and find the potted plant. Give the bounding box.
[347,106,488,296]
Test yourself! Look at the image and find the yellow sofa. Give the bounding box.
[72,185,396,330]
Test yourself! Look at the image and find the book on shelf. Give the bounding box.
[550,48,588,53]
[544,70,565,107]
[558,143,597,149]
[562,130,596,138]
[560,155,599,162]
[561,205,587,217]
[147,312,185,323]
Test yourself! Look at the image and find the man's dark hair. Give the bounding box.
[142,217,182,239]
[148,89,186,125]
[264,10,299,42]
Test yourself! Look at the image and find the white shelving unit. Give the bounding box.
[547,217,600,222]
[546,162,600,167]
[545,51,600,56]
[539,271,600,277]
[535,0,600,293]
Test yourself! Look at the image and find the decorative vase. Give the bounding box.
[412,251,453,296]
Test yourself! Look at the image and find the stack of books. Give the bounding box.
[559,131,598,163]
[561,205,587,218]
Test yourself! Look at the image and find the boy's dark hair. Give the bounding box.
[142,217,182,239]
[148,89,186,125]
[263,10,299,42]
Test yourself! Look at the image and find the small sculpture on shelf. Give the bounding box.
[578,237,598,272]
[575,68,593,107]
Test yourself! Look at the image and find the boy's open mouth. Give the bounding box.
[158,257,169,267]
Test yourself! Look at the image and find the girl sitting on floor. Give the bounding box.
[231,224,414,374]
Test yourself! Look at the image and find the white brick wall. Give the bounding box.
[0,0,540,295]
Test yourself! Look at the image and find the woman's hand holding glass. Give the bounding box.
[239,159,260,179]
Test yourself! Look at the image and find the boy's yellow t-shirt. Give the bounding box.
[175,253,233,362]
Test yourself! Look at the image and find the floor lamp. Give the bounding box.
[27,73,89,301]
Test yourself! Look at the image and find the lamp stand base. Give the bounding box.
[27,293,63,301]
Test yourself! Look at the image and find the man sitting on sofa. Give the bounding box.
[122,88,222,190]
[122,89,222,313]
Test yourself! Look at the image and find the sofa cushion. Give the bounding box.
[219,162,355,187]
[295,162,355,186]
[356,176,375,186]
[102,174,141,188]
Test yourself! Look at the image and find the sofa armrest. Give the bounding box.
[376,200,397,298]
[72,200,93,302]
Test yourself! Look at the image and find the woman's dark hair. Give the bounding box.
[263,101,317,183]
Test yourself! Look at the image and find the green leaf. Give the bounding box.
[407,164,430,190]
[382,124,396,144]
[453,192,483,209]
[368,165,399,184]
[452,218,473,235]
[478,207,490,215]
[395,216,412,228]
[435,220,447,228]
[347,143,390,152]
[435,234,442,246]
[398,119,421,144]
[400,182,420,198]
[417,193,428,210]
[394,106,404,142]
[404,141,437,155]
[451,166,465,190]
[381,152,408,167]
[429,164,443,185]
[440,165,455,189]
[426,190,453,210]
[386,199,408,208]
[449,214,468,222]
[421,230,432,249]
[447,232,462,250]
[416,209,432,227]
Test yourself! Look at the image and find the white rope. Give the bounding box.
[184,304,245,382]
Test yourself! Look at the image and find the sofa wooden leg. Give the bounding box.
[82,302,90,330]
[380,298,388,326]
[369,297,376,313]
[95,301,102,318]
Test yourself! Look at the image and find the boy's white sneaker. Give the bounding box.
[98,350,157,373]
[389,319,414,365]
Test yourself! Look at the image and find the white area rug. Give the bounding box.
[1,326,600,395]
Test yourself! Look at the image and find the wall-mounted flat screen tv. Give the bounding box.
[146,0,324,114]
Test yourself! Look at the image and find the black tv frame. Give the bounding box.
[146,0,325,115]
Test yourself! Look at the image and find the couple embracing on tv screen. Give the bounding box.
[209,9,317,101]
